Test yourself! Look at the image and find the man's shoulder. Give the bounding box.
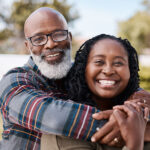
[6,66,27,75]
[1,65,34,82]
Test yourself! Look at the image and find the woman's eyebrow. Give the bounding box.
[91,55,105,59]
[114,56,128,62]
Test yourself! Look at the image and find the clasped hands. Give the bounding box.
[91,96,150,147]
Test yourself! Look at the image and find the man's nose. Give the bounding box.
[44,36,58,49]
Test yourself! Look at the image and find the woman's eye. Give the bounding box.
[94,60,104,65]
[114,62,124,66]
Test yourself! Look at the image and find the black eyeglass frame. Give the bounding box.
[26,30,69,46]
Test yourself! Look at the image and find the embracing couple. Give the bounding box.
[0,7,150,150]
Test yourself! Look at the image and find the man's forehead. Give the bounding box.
[24,8,68,37]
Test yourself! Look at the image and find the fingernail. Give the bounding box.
[113,106,117,109]
[92,113,98,117]
[96,127,100,131]
[91,137,96,142]
[113,109,118,113]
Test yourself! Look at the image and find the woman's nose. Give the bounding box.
[102,65,115,75]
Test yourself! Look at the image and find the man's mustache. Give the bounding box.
[41,48,64,58]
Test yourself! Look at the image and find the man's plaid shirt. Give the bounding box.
[0,57,103,150]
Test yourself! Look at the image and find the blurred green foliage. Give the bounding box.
[118,11,150,53]
[0,0,79,54]
[0,0,79,38]
[117,0,150,54]
[139,66,150,91]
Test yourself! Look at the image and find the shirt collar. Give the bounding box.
[25,56,41,75]
[25,56,60,86]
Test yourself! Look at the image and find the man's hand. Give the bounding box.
[128,89,150,107]
[92,110,124,147]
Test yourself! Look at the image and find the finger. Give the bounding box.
[92,110,113,120]
[113,105,135,116]
[125,101,142,113]
[100,128,119,144]
[137,102,150,109]
[126,99,148,105]
[144,107,150,122]
[91,121,113,142]
[113,108,128,126]
[108,138,125,147]
[125,98,142,103]
[113,105,123,109]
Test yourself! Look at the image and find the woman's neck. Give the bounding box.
[92,96,114,110]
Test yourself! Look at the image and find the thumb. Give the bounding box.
[92,110,113,120]
[113,109,126,126]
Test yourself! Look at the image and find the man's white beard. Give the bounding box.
[30,49,72,79]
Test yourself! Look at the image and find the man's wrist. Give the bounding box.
[144,122,150,141]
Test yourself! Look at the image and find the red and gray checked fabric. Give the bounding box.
[0,57,102,150]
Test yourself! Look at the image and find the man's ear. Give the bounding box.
[24,40,30,53]
[68,32,72,41]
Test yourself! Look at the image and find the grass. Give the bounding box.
[0,114,2,140]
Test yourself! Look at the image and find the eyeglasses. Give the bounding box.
[26,30,68,46]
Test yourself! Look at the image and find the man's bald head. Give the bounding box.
[24,7,72,79]
[24,7,68,37]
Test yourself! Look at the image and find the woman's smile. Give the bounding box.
[97,79,117,88]
[85,38,130,100]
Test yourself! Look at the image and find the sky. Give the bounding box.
[3,0,144,38]
[67,0,144,38]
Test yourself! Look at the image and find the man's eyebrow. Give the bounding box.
[32,32,45,37]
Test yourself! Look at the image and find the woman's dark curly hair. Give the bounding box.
[65,34,140,107]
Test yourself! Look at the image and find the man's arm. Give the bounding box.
[0,70,101,141]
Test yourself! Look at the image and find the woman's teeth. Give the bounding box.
[98,80,115,85]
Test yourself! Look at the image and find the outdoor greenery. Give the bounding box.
[0,0,79,54]
[139,66,150,91]
[118,0,150,53]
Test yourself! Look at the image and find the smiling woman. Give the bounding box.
[41,34,149,150]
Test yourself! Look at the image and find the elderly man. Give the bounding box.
[0,7,150,150]
[0,7,103,150]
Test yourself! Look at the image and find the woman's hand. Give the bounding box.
[92,110,124,147]
[113,102,149,150]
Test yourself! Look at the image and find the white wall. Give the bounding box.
[0,54,29,79]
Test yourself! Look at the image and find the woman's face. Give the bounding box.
[85,38,130,100]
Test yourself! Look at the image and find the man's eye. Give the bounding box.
[53,33,66,38]
[33,36,45,42]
